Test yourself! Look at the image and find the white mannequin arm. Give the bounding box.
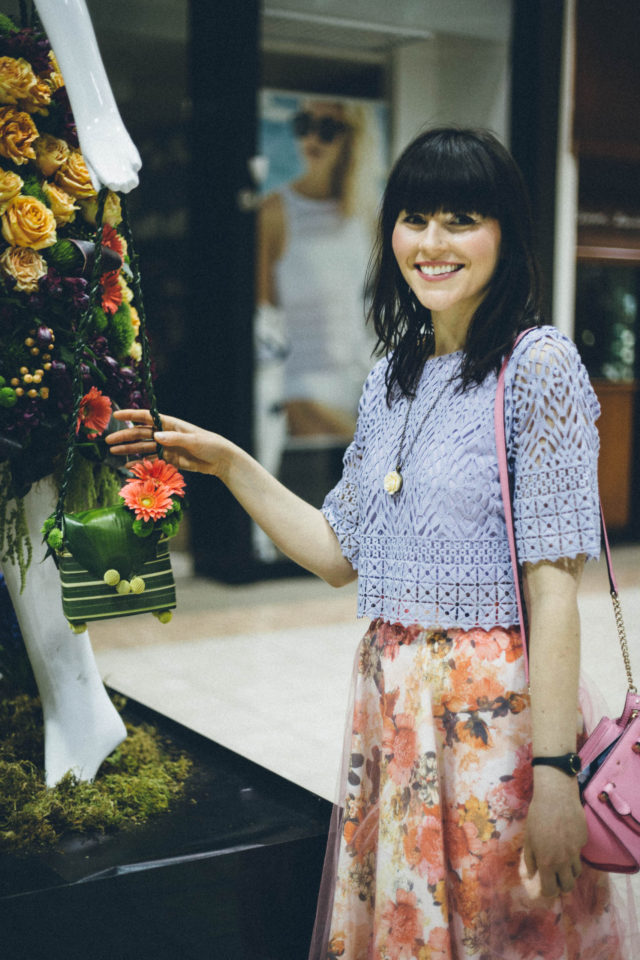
[34,0,141,192]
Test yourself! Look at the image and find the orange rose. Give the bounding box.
[42,181,78,225]
[0,56,37,105]
[0,245,48,291]
[80,190,122,226]
[1,195,57,249]
[55,150,97,198]
[0,106,38,165]
[0,168,23,214]
[34,133,70,177]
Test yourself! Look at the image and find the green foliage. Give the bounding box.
[44,239,83,274]
[107,302,134,359]
[132,517,154,538]
[0,465,31,592]
[54,457,123,516]
[0,690,192,853]
[0,13,18,35]
[0,386,17,408]
[21,177,49,207]
[45,527,63,550]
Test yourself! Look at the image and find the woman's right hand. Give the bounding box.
[107,409,233,480]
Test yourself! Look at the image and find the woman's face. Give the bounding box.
[392,210,502,325]
[294,102,350,173]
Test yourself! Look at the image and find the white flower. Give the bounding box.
[383,469,402,495]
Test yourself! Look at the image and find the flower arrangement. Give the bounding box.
[120,458,186,539]
[0,12,150,579]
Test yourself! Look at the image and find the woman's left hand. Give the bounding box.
[523,766,588,897]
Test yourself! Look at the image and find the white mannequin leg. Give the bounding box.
[1,476,126,786]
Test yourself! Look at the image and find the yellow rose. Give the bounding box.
[128,340,142,362]
[80,190,122,226]
[0,106,38,165]
[19,79,52,114]
[119,276,134,304]
[1,194,57,249]
[0,57,37,105]
[55,150,97,199]
[129,305,140,331]
[34,133,70,177]
[42,181,78,225]
[0,245,48,291]
[0,168,23,214]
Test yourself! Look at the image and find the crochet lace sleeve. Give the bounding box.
[507,328,601,564]
[321,367,377,570]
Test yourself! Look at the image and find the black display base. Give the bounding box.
[0,695,332,960]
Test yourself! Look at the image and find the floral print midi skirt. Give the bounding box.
[309,620,623,960]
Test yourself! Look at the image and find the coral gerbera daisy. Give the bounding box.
[120,478,173,522]
[76,386,112,436]
[100,268,123,315]
[100,223,125,259]
[128,458,186,497]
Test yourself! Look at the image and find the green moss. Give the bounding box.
[0,689,192,853]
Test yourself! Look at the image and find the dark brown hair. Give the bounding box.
[367,127,543,401]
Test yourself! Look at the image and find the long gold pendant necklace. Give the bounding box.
[383,388,446,495]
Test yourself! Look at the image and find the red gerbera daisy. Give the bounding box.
[76,386,112,437]
[101,269,123,315]
[120,478,173,522]
[128,458,186,497]
[101,223,125,258]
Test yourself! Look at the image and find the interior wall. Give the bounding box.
[390,35,510,158]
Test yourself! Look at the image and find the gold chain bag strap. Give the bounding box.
[51,189,177,632]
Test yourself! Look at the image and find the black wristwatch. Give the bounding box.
[532,753,582,777]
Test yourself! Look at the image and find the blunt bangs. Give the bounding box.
[384,129,507,226]
[369,126,542,402]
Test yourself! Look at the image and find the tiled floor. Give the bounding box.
[90,543,640,906]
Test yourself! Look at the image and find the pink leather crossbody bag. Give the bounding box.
[496,330,640,874]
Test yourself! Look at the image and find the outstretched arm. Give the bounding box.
[34,0,141,192]
[522,555,588,898]
[107,410,357,588]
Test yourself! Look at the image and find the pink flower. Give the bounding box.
[383,712,418,785]
[128,458,186,497]
[120,478,173,522]
[380,889,423,960]
[76,386,112,436]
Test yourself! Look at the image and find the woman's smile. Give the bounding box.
[415,260,464,280]
[392,210,501,326]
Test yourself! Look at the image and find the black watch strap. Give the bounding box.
[532,753,582,776]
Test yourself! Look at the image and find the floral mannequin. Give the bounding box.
[0,0,141,786]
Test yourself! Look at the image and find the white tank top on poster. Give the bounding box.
[275,185,374,413]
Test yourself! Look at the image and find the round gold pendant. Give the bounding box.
[383,469,403,495]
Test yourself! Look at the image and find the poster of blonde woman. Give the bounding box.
[254,90,387,560]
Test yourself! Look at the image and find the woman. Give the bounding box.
[108,129,625,959]
[256,98,377,446]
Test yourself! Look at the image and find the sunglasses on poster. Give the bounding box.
[292,112,349,143]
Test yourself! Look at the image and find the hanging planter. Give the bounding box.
[42,189,185,632]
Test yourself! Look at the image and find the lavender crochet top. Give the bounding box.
[322,326,601,629]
